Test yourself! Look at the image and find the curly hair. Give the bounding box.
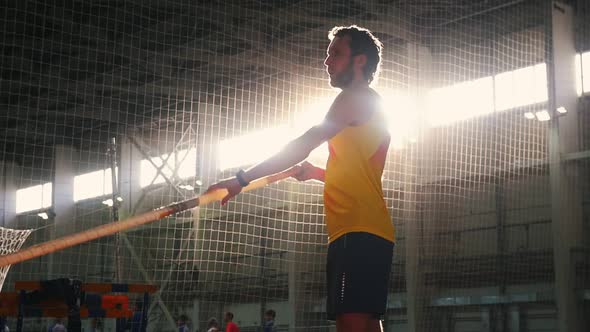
[328,25,383,84]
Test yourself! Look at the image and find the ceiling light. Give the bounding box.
[37,212,49,220]
[556,106,567,114]
[535,110,551,121]
[524,112,535,119]
[179,184,194,191]
[102,199,114,207]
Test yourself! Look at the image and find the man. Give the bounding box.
[177,314,190,332]
[262,309,276,332]
[206,317,220,332]
[207,25,395,332]
[224,312,239,332]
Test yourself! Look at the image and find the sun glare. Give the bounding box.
[217,91,421,171]
[216,57,571,171]
[218,126,294,170]
[377,89,419,149]
[427,77,495,126]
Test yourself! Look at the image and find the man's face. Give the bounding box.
[324,36,355,88]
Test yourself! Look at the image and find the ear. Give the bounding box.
[354,54,367,69]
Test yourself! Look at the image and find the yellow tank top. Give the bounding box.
[324,108,395,243]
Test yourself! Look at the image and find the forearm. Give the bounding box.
[243,143,309,183]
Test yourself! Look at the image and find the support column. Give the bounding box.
[547,2,584,331]
[481,307,491,332]
[405,43,432,332]
[189,298,200,332]
[508,305,520,332]
[119,137,142,219]
[284,179,302,332]
[118,136,178,330]
[0,162,18,228]
[50,145,77,278]
[286,246,298,331]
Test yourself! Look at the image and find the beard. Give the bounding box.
[329,62,354,88]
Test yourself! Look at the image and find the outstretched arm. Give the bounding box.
[242,125,328,182]
[207,91,359,204]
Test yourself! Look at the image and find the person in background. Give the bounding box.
[177,314,190,332]
[206,317,219,332]
[262,309,276,332]
[224,312,239,332]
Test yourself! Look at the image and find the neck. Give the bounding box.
[345,79,369,89]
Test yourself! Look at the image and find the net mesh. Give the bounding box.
[0,227,32,291]
[575,0,590,325]
[1,0,589,331]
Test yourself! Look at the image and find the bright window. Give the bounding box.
[16,182,52,214]
[140,149,197,187]
[581,52,590,95]
[576,53,583,96]
[140,154,174,187]
[427,76,494,126]
[495,63,547,111]
[176,148,197,179]
[218,127,292,171]
[73,168,115,202]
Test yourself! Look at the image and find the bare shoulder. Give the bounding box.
[337,87,379,102]
[333,87,381,125]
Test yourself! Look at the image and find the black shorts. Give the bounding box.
[326,232,394,320]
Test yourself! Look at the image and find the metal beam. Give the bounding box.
[121,234,177,330]
[127,135,189,215]
[3,1,412,134]
[562,149,590,161]
[146,219,195,315]
[116,136,179,330]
